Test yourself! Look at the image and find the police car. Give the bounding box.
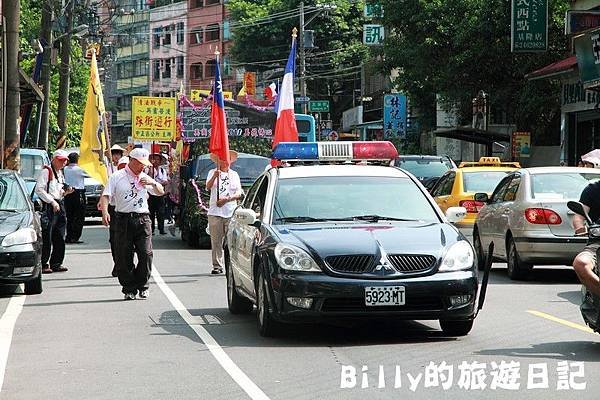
[225,141,489,337]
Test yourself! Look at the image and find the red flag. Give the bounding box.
[209,58,230,165]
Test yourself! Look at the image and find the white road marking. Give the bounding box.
[0,295,25,393]
[152,268,270,400]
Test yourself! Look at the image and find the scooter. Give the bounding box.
[567,201,600,333]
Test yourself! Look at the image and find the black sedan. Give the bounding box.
[0,170,43,294]
[225,159,485,337]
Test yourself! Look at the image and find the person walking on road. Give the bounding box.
[100,148,164,300]
[148,153,169,235]
[64,152,87,244]
[35,149,73,273]
[205,150,243,275]
[104,156,129,277]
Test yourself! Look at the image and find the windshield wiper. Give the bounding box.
[0,208,18,213]
[275,216,327,223]
[351,215,419,222]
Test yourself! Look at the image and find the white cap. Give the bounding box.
[52,149,69,160]
[117,156,129,165]
[128,148,152,167]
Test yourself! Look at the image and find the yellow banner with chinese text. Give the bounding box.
[190,89,233,101]
[132,96,177,141]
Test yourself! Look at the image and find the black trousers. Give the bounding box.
[65,189,86,241]
[148,194,165,233]
[113,212,153,295]
[41,201,66,268]
[108,204,116,265]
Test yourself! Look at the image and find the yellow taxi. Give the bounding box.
[430,157,520,232]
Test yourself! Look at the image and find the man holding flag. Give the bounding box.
[206,50,243,275]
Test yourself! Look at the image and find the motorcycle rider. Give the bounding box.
[572,156,600,296]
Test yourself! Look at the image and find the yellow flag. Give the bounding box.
[237,83,246,97]
[79,50,109,186]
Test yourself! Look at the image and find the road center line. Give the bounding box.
[527,310,595,334]
[0,295,25,393]
[152,267,270,400]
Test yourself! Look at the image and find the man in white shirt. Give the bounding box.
[106,144,125,176]
[100,148,164,300]
[205,150,243,274]
[148,153,170,235]
[64,152,87,244]
[35,149,74,273]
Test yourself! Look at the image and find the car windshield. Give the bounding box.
[20,154,45,180]
[0,174,29,211]
[462,171,511,193]
[531,172,600,200]
[395,159,451,177]
[272,176,439,223]
[196,156,269,182]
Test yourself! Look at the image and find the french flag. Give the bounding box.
[209,56,230,165]
[272,34,299,149]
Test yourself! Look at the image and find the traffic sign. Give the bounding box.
[309,100,330,113]
[296,96,311,103]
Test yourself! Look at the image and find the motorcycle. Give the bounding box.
[567,201,600,333]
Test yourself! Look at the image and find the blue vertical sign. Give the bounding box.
[383,94,407,138]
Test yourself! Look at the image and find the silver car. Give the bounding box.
[473,167,600,279]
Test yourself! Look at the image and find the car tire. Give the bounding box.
[226,255,253,315]
[24,272,42,295]
[507,237,531,280]
[473,228,486,271]
[256,269,281,337]
[439,319,473,336]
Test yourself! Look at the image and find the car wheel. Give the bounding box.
[226,255,253,314]
[24,271,42,295]
[507,237,531,280]
[473,228,486,271]
[439,319,473,336]
[256,269,280,337]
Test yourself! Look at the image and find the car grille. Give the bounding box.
[388,254,437,273]
[321,296,444,312]
[325,255,374,273]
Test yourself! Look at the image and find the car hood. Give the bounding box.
[0,210,32,239]
[273,221,462,260]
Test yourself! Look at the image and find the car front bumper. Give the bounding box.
[513,232,588,264]
[268,270,479,323]
[0,245,41,284]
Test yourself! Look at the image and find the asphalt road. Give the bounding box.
[0,221,598,399]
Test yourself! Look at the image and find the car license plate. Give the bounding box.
[365,286,405,306]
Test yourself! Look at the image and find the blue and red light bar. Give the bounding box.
[272,141,399,162]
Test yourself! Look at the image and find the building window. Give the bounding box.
[192,0,203,8]
[223,20,230,41]
[223,56,231,76]
[206,24,220,41]
[176,22,185,44]
[135,60,148,76]
[163,25,172,46]
[190,27,203,45]
[153,60,160,81]
[177,56,184,78]
[205,0,220,5]
[205,59,216,78]
[163,59,172,79]
[153,27,161,48]
[191,63,203,80]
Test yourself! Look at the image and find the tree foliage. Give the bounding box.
[380,0,570,145]
[228,0,370,124]
[19,0,90,150]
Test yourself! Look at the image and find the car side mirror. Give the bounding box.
[235,208,260,227]
[474,192,489,203]
[446,206,467,223]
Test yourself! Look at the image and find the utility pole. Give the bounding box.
[56,0,75,149]
[38,0,53,149]
[2,0,20,170]
[298,1,306,114]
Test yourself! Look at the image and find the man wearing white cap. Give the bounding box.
[99,148,164,300]
[107,144,125,176]
[35,149,74,273]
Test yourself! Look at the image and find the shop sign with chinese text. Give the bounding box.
[574,28,600,90]
[132,96,176,141]
[383,94,407,138]
[363,24,384,46]
[511,0,548,52]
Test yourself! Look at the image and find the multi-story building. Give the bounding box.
[187,0,236,94]
[149,1,188,97]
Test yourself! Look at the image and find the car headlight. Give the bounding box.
[2,228,37,247]
[274,243,321,272]
[439,241,474,272]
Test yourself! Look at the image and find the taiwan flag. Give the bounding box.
[209,57,230,165]
[272,34,299,149]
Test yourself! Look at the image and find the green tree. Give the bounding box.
[228,0,369,126]
[380,0,570,145]
[19,0,90,150]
